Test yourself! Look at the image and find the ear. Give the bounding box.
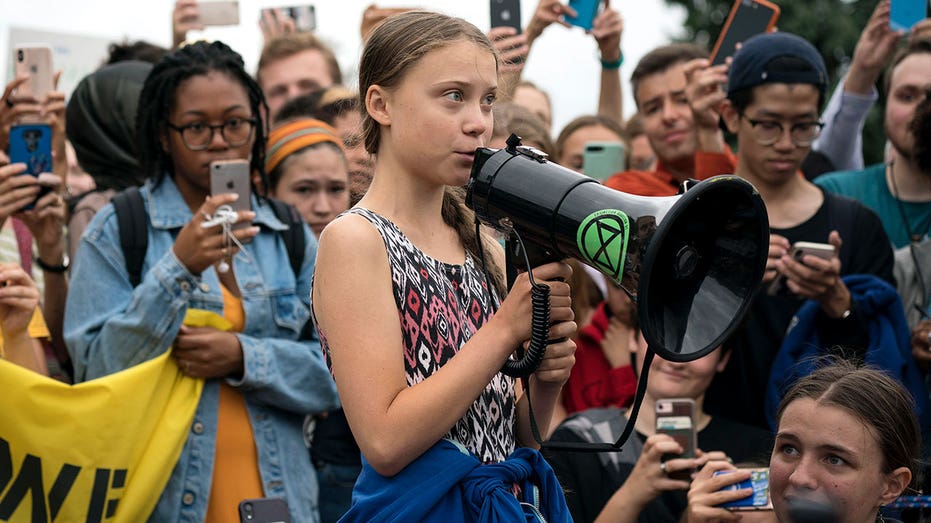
[365,84,392,127]
[721,99,740,135]
[159,125,171,156]
[714,348,731,373]
[879,466,911,505]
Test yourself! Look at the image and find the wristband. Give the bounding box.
[600,52,624,70]
[35,253,70,273]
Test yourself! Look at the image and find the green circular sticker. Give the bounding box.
[576,209,630,282]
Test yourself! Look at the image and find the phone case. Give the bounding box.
[566,0,601,31]
[710,0,781,66]
[715,468,772,510]
[890,0,928,31]
[238,497,292,523]
[13,45,53,102]
[583,142,627,182]
[210,160,252,229]
[490,0,522,33]
[197,1,241,26]
[8,123,52,210]
[656,398,696,480]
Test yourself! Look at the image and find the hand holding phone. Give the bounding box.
[714,468,772,510]
[767,241,836,296]
[655,398,696,481]
[710,0,781,66]
[8,124,52,210]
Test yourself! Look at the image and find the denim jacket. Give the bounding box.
[65,176,340,523]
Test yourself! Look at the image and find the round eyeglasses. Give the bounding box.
[741,115,824,147]
[167,117,257,151]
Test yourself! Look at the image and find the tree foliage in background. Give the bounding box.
[665,0,887,166]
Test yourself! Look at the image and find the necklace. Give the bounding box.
[888,160,931,243]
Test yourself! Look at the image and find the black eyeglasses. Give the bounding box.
[167,117,257,151]
[741,115,824,147]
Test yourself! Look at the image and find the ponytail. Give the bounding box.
[441,187,507,299]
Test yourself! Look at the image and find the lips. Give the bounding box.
[662,130,689,144]
[767,158,797,171]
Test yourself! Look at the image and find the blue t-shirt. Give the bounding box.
[816,163,931,249]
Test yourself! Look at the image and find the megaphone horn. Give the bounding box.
[466,135,769,372]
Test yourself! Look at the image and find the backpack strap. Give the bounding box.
[266,198,313,340]
[266,198,305,280]
[111,186,148,288]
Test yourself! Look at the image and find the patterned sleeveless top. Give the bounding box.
[319,208,516,463]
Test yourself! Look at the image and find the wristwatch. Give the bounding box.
[35,253,70,273]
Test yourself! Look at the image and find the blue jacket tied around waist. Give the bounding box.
[338,439,572,523]
[766,274,931,432]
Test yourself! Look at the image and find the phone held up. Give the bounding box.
[583,141,626,182]
[890,0,929,32]
[238,497,292,523]
[13,44,54,123]
[566,0,601,31]
[714,468,773,510]
[655,398,696,481]
[709,0,781,67]
[210,159,252,230]
[8,123,53,210]
[767,241,836,296]
[490,0,522,33]
[263,5,316,32]
[197,0,241,26]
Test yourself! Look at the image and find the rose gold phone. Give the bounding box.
[13,45,53,108]
[197,0,240,26]
[656,398,696,481]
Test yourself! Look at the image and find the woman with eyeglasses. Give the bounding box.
[64,41,339,523]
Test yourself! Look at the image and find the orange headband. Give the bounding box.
[265,118,343,173]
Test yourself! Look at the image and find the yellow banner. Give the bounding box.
[0,311,228,522]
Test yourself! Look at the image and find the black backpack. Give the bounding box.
[111,186,306,287]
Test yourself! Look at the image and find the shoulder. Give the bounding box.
[317,211,385,255]
[815,164,885,194]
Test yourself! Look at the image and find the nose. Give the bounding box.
[786,456,819,492]
[772,125,796,152]
[463,103,489,138]
[311,191,333,216]
[207,125,229,151]
[660,101,678,125]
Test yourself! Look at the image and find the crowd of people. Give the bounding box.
[1,0,931,521]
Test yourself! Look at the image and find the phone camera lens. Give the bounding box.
[17,50,24,61]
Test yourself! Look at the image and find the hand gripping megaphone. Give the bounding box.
[466,135,769,373]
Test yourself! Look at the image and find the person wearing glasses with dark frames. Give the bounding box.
[64,41,339,522]
[701,32,897,433]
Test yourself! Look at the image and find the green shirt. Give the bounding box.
[816,163,931,249]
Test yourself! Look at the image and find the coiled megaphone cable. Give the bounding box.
[474,218,654,453]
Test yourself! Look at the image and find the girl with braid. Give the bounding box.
[64,41,338,522]
[313,11,575,521]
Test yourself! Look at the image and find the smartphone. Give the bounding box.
[197,0,241,26]
[714,468,772,510]
[655,398,696,481]
[566,0,601,31]
[8,123,53,210]
[767,241,836,296]
[238,497,292,523]
[583,141,627,182]
[210,160,252,229]
[263,5,316,32]
[890,0,929,31]
[13,45,53,104]
[490,0,522,33]
[710,0,781,66]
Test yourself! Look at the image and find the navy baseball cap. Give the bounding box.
[727,32,828,99]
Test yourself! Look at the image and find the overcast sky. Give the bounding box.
[0,0,686,133]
